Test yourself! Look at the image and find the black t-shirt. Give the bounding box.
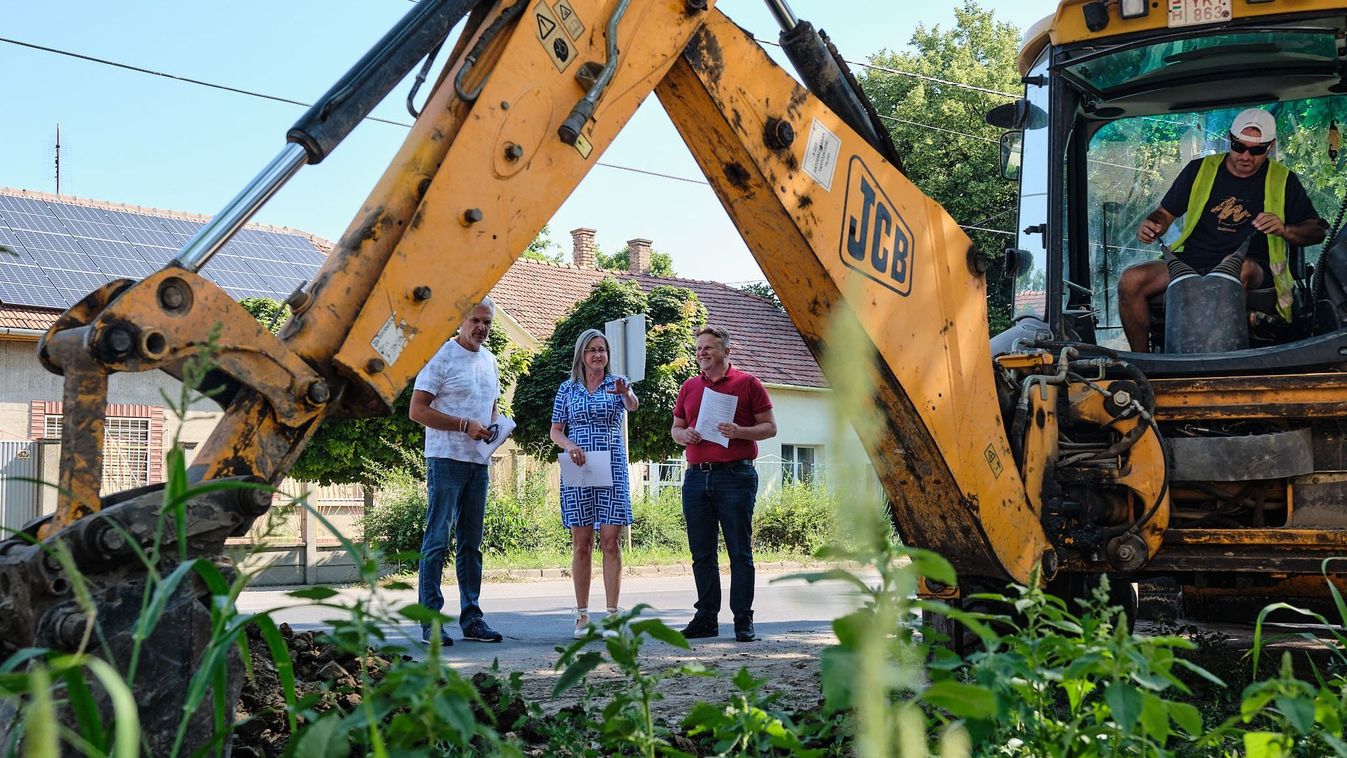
[1160,157,1318,272]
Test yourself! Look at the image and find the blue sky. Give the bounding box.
[2,1,1049,284]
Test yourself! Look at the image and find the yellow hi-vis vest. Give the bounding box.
[1170,153,1293,321]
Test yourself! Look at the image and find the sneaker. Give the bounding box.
[462,617,503,643]
[421,625,454,646]
[680,615,719,639]
[734,616,757,642]
[572,609,591,640]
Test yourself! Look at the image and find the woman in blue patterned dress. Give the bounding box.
[549,328,639,638]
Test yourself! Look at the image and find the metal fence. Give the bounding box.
[630,458,886,506]
[0,441,39,535]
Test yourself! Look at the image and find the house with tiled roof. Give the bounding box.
[491,228,880,497]
[0,187,333,533]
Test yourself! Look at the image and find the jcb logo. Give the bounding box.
[839,157,913,296]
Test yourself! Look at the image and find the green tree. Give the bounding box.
[596,245,676,277]
[520,223,563,263]
[859,1,1021,330]
[737,281,782,310]
[238,298,531,486]
[511,278,705,462]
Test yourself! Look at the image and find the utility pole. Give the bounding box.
[54,124,61,195]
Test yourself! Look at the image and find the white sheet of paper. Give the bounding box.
[475,415,516,459]
[558,449,613,488]
[693,387,739,448]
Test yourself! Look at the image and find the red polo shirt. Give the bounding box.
[673,365,773,464]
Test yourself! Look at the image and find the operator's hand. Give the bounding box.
[610,377,631,396]
[679,427,703,445]
[717,422,741,439]
[465,420,491,441]
[566,445,587,466]
[1252,212,1286,238]
[1137,218,1164,244]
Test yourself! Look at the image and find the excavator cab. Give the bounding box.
[1005,2,1347,354]
[990,0,1347,621]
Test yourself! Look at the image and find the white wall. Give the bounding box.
[0,339,222,443]
[756,384,884,503]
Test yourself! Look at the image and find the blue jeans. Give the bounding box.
[419,458,488,628]
[682,462,759,620]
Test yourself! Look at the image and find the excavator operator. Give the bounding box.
[1117,109,1326,351]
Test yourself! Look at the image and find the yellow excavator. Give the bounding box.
[5,0,1347,749]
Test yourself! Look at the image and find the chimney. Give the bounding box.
[627,237,652,275]
[570,227,597,268]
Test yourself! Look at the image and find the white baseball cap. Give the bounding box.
[1230,109,1277,143]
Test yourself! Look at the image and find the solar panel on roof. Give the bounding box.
[0,191,329,310]
[0,259,63,307]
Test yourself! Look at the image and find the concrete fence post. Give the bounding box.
[302,482,319,585]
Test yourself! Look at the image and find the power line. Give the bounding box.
[0,33,1020,220]
[756,37,1018,99]
[0,35,711,185]
[962,224,1014,236]
[0,36,415,128]
[879,114,999,144]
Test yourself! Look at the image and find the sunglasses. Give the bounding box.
[1228,133,1272,156]
[484,423,500,444]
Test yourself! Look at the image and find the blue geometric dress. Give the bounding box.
[551,374,632,528]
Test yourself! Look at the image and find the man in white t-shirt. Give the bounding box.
[409,297,503,644]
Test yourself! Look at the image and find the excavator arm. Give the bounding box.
[0,0,1064,750]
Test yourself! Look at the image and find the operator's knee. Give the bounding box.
[1241,260,1265,289]
[1118,262,1166,304]
[1117,265,1147,302]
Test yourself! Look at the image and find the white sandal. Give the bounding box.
[601,607,623,638]
[572,608,590,639]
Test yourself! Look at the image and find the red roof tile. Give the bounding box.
[0,304,58,331]
[491,259,826,388]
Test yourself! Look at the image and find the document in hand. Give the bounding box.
[475,415,516,459]
[558,449,614,488]
[693,387,738,448]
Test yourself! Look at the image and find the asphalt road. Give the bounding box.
[235,567,870,677]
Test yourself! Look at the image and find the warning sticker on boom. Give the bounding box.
[553,0,584,40]
[372,314,408,366]
[802,119,841,191]
[534,1,574,73]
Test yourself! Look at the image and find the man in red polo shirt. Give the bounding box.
[671,326,777,642]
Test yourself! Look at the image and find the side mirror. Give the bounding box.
[999,132,1022,180]
[986,99,1029,129]
[986,98,1048,130]
[1004,247,1035,278]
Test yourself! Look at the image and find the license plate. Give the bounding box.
[1168,0,1233,28]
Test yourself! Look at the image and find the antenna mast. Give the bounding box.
[54,124,61,195]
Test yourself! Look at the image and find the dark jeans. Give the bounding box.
[419,457,489,628]
[682,462,759,620]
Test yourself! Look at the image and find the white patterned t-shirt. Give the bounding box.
[413,339,499,463]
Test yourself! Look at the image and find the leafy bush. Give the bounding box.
[753,481,836,554]
[361,466,571,566]
[359,464,428,568]
[481,469,569,556]
[630,487,688,552]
